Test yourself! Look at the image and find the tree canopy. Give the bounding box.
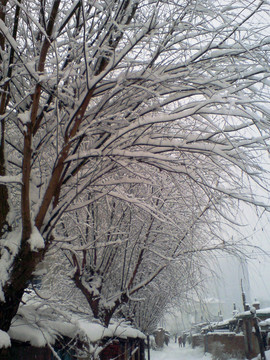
[0,0,270,339]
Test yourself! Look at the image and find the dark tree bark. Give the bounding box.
[0,247,43,331]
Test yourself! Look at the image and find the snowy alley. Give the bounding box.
[150,342,270,360]
[151,343,211,360]
[1,1,270,359]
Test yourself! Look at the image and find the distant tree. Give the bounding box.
[59,172,214,327]
[119,259,203,334]
[0,0,270,340]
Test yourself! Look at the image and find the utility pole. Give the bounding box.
[250,307,266,360]
[241,279,249,311]
[241,280,266,360]
[147,335,150,360]
[241,279,252,357]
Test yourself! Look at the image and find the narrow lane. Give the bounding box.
[149,342,270,360]
[150,342,211,360]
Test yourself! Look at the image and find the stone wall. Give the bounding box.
[204,332,246,359]
[191,334,204,349]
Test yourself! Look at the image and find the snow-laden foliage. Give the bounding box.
[53,168,221,327]
[0,0,270,335]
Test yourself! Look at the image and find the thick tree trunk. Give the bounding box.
[0,120,11,237]
[0,243,43,331]
[0,287,24,332]
[0,175,10,237]
[72,261,127,327]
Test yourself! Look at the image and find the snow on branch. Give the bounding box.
[0,231,21,301]
[0,330,11,349]
[0,175,22,184]
[0,19,39,82]
[28,227,45,252]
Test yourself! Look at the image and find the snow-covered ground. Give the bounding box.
[150,343,211,360]
[150,342,270,360]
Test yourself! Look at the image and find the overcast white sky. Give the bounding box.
[211,207,270,318]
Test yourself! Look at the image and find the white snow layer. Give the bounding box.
[237,308,270,318]
[6,303,145,348]
[8,305,77,347]
[8,317,53,347]
[77,319,146,343]
[0,230,21,301]
[0,330,11,349]
[260,318,270,326]
[8,316,78,348]
[151,342,270,360]
[151,342,211,360]
[28,227,45,251]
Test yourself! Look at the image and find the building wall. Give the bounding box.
[192,331,262,360]
[205,333,246,359]
[0,341,52,360]
[191,334,204,349]
[100,338,145,360]
[0,336,145,360]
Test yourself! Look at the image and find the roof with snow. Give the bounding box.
[78,319,146,343]
[1,303,145,349]
[235,307,270,319]
[258,318,270,328]
[8,304,78,347]
[201,317,235,332]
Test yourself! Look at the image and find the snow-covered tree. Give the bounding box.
[57,171,214,327]
[119,258,203,334]
[0,0,270,338]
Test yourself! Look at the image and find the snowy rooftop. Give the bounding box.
[78,319,146,343]
[8,304,78,347]
[0,303,145,348]
[236,307,270,319]
[200,317,236,333]
[259,318,270,327]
